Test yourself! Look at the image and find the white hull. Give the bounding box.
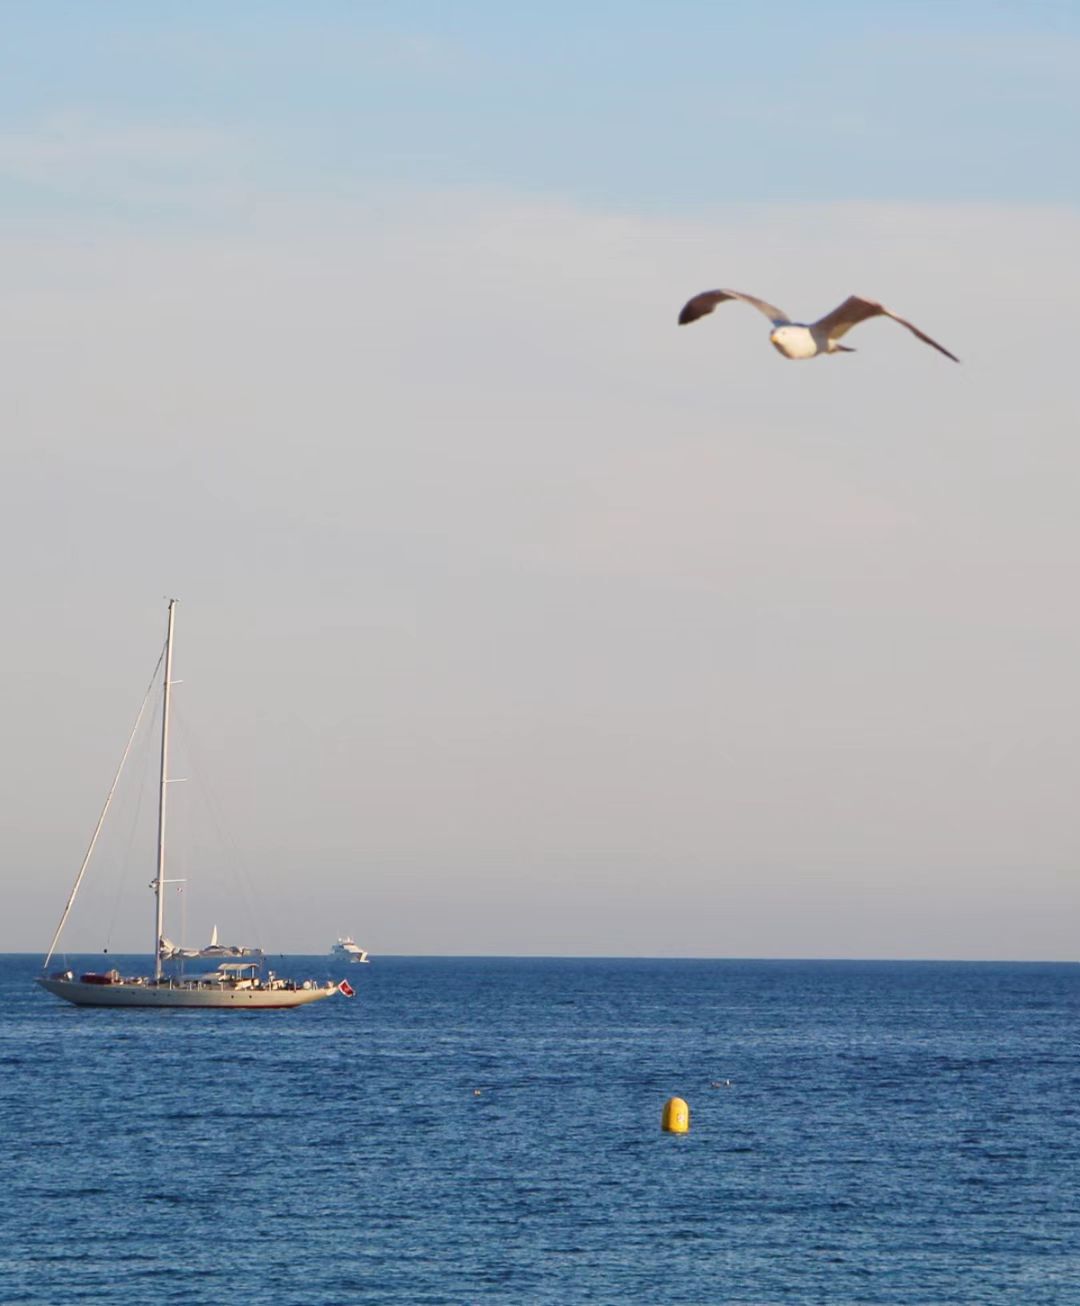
[37,977,338,1009]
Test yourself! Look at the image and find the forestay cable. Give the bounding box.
[42,645,166,972]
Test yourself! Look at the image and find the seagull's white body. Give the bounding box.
[769,324,825,360]
[678,289,959,363]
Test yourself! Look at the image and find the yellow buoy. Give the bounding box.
[661,1096,690,1133]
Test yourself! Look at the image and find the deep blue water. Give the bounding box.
[1,955,1077,1304]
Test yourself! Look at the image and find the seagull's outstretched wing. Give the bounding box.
[813,296,959,362]
[678,289,791,327]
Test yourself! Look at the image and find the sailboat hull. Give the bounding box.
[37,977,338,1009]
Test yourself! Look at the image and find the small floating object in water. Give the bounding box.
[473,1089,483,1096]
[661,1097,690,1133]
[710,1080,733,1088]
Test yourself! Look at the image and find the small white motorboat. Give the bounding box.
[331,937,370,964]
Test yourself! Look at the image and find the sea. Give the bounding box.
[1,955,1077,1305]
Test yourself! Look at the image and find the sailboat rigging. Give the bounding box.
[37,600,347,1009]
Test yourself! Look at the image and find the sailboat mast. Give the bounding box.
[153,599,177,980]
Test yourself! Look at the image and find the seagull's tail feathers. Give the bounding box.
[831,344,856,353]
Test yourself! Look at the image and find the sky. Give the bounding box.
[2,1,1079,959]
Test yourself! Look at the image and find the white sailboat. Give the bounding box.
[159,925,264,961]
[37,600,346,1010]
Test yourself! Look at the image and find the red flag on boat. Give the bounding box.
[338,979,355,997]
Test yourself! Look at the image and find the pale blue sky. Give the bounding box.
[3,3,1079,958]
[0,1,1077,218]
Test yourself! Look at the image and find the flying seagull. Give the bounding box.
[678,289,959,362]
